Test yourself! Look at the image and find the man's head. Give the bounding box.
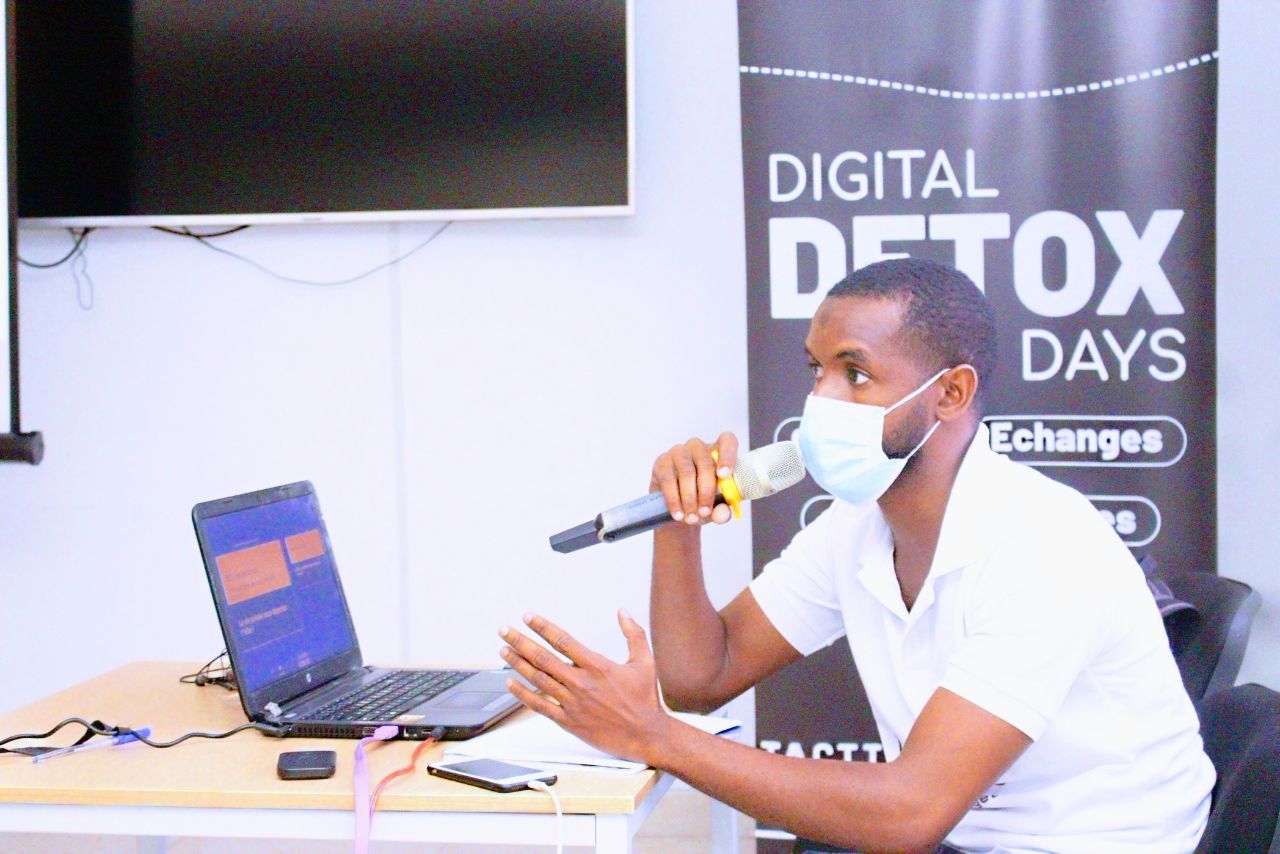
[803,258,996,458]
[826,258,997,407]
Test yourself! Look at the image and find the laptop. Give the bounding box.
[191,481,522,740]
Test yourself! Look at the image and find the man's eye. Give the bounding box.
[809,361,822,378]
[847,367,869,385]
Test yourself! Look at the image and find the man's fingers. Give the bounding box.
[693,442,718,519]
[500,645,569,703]
[651,452,686,521]
[500,624,580,684]
[652,435,736,526]
[505,677,567,724]
[617,608,653,665]
[523,613,605,670]
[671,445,701,523]
[715,432,739,479]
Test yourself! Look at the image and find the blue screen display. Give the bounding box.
[201,493,355,692]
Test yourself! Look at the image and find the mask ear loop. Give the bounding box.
[885,367,951,461]
[884,367,951,416]
[900,419,942,461]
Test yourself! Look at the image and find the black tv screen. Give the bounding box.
[16,1,632,225]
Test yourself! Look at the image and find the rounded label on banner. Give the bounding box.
[984,415,1187,467]
[773,416,802,445]
[799,494,834,529]
[1088,494,1163,547]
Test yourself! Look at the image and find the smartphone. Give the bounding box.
[427,758,558,793]
[277,749,337,780]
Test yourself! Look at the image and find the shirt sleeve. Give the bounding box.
[748,504,848,656]
[939,521,1124,740]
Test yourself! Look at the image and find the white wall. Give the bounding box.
[0,0,752,718]
[2,0,1277,727]
[1217,0,1280,690]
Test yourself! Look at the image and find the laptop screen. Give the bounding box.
[200,491,357,692]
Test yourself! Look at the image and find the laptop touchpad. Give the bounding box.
[437,692,509,711]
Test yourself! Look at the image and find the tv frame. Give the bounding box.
[18,1,635,230]
[2,0,41,462]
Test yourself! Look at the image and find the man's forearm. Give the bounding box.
[647,717,949,853]
[649,525,733,710]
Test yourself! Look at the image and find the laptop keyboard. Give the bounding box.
[311,669,471,722]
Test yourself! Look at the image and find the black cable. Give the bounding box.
[179,649,236,690]
[117,721,289,748]
[1,717,290,753]
[17,228,94,269]
[179,650,227,683]
[0,717,112,751]
[152,225,251,239]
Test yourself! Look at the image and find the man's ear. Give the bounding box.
[936,364,979,421]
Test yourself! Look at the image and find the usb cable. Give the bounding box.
[527,779,563,854]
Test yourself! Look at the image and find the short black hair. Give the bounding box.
[826,258,997,410]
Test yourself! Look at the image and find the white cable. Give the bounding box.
[177,220,453,287]
[527,779,563,854]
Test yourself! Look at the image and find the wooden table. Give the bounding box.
[0,662,676,853]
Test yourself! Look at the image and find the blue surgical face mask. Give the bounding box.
[795,368,948,505]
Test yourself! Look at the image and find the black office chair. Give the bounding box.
[1157,569,1261,702]
[1194,683,1280,854]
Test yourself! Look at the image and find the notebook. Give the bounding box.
[443,710,743,771]
[191,480,522,740]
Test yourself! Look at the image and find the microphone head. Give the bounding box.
[732,441,806,500]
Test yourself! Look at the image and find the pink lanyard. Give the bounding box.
[353,725,399,854]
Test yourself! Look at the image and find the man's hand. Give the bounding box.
[651,432,739,526]
[499,610,674,765]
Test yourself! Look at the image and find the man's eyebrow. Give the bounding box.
[803,344,876,364]
[834,347,872,362]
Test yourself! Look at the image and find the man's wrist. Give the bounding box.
[641,711,698,771]
[654,521,702,550]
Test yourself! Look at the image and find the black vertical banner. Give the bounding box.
[737,2,1215,848]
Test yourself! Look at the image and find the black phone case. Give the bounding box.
[277,749,337,780]
[427,764,556,793]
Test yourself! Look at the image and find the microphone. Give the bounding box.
[549,441,806,553]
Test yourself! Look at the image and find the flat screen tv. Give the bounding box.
[15,1,633,226]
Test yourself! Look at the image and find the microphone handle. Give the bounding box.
[599,491,727,543]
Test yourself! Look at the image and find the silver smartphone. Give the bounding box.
[427,758,558,793]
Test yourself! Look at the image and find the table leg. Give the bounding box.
[594,812,632,854]
[136,837,168,854]
[711,800,741,854]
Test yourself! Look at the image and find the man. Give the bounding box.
[498,258,1214,852]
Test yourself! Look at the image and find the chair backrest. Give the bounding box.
[1195,683,1280,854]
[1161,571,1260,702]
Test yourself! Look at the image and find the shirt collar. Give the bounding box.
[854,423,1002,618]
[929,423,1004,577]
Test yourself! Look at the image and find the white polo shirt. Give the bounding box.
[750,425,1214,853]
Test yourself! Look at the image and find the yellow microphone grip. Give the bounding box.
[711,449,743,519]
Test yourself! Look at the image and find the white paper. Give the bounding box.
[442,712,742,772]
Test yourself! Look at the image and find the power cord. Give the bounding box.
[17,228,94,268]
[16,220,452,312]
[152,225,251,239]
[16,227,97,309]
[162,220,452,287]
[179,650,237,691]
[527,779,563,854]
[0,717,290,756]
